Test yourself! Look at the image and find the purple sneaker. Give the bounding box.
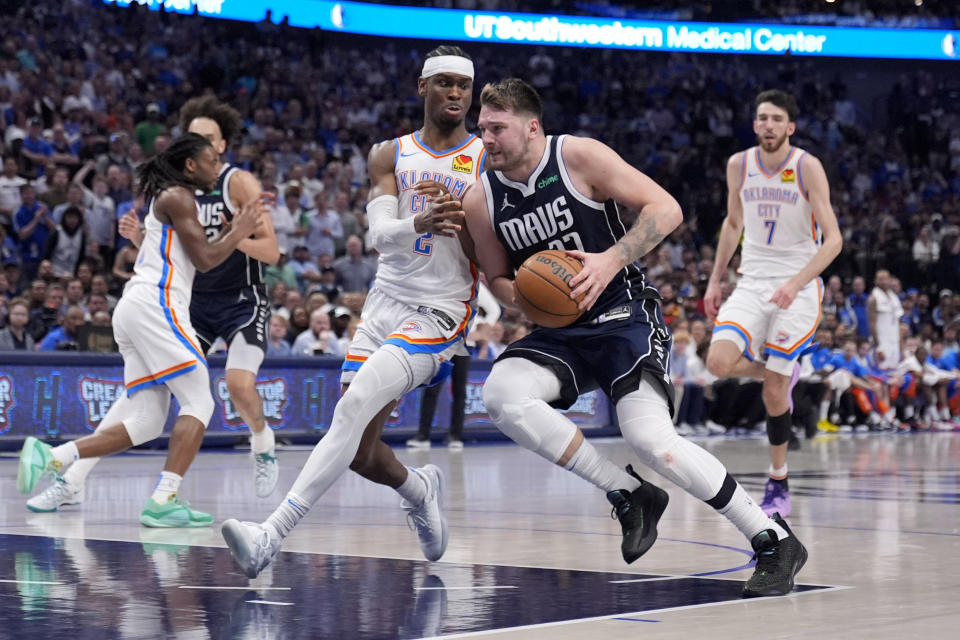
[787,361,802,414]
[759,479,791,517]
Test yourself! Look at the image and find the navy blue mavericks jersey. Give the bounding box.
[481,135,657,324]
[193,163,264,293]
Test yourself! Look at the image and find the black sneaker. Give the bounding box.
[606,465,669,564]
[743,513,808,597]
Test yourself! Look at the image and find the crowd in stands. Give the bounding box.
[1,0,960,431]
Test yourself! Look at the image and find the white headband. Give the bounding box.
[421,55,474,80]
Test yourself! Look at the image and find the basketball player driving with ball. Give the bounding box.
[462,78,807,597]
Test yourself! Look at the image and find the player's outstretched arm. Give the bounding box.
[561,136,682,311]
[231,170,280,265]
[768,154,843,310]
[157,186,265,272]
[462,182,516,308]
[705,152,746,319]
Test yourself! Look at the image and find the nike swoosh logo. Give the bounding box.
[400,151,417,157]
[747,172,760,177]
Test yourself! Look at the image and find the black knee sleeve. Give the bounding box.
[766,411,793,445]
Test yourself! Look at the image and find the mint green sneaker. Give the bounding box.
[140,495,214,528]
[17,437,58,495]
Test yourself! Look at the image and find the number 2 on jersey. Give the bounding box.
[764,220,776,244]
[414,233,434,256]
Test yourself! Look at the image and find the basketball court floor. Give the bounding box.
[1,432,957,639]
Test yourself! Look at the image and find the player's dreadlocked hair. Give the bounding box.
[137,133,212,201]
[179,95,242,144]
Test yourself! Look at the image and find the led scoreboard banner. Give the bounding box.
[105,0,959,61]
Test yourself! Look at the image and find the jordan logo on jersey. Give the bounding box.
[452,154,473,174]
[500,194,514,212]
[780,169,796,183]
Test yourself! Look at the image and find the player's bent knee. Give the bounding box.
[179,391,215,426]
[123,387,170,446]
[705,348,737,378]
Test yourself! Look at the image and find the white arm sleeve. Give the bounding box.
[366,194,417,252]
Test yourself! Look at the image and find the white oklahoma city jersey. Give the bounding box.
[375,131,486,314]
[118,196,207,395]
[739,145,818,279]
[128,198,196,306]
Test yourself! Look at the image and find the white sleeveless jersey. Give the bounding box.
[375,131,486,313]
[127,196,197,309]
[738,146,818,279]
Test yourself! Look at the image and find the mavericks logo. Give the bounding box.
[78,377,124,430]
[217,377,288,428]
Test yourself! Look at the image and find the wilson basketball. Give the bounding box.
[514,250,585,328]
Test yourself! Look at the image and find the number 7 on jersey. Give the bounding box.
[764,220,776,244]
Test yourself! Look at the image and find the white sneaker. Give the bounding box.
[221,519,282,578]
[406,437,431,449]
[705,420,726,435]
[253,450,279,498]
[446,439,464,451]
[26,477,83,512]
[402,465,448,561]
[940,407,951,421]
[676,422,694,436]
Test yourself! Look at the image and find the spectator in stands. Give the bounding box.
[52,183,90,223]
[12,184,55,280]
[20,118,52,178]
[286,305,309,343]
[38,305,85,351]
[334,235,376,293]
[266,314,292,356]
[0,156,27,225]
[64,278,87,316]
[847,276,870,338]
[306,191,343,259]
[135,103,166,154]
[288,245,321,292]
[44,206,87,279]
[0,298,33,350]
[271,185,308,255]
[291,307,344,357]
[39,167,70,210]
[265,246,299,292]
[89,274,117,310]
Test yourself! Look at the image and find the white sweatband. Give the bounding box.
[366,194,416,252]
[421,55,474,79]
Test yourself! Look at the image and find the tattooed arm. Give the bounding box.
[560,136,682,311]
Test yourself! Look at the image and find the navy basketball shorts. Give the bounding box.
[497,297,675,412]
[190,285,270,354]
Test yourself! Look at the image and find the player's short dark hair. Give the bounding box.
[755,89,798,122]
[179,95,242,144]
[425,45,472,61]
[480,78,543,122]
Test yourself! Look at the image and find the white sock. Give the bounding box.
[250,427,276,454]
[396,467,428,506]
[769,463,788,480]
[717,483,790,542]
[63,457,99,486]
[150,471,183,504]
[819,400,830,420]
[151,471,182,504]
[51,441,79,470]
[563,440,641,493]
[266,493,310,539]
